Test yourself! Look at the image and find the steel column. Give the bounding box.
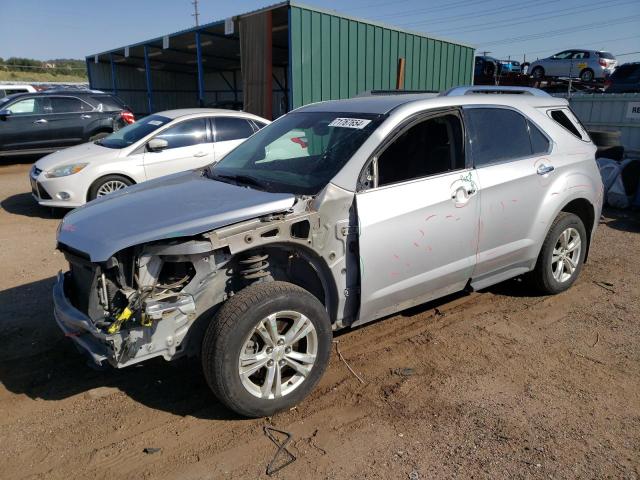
[195,31,205,107]
[143,45,154,113]
[109,53,118,95]
[85,58,94,89]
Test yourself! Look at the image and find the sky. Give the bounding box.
[1,0,639,64]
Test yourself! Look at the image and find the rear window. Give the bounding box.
[611,64,640,80]
[90,95,127,111]
[597,51,616,60]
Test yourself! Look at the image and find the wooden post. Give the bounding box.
[396,57,406,90]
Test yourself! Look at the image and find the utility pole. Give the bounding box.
[192,0,200,27]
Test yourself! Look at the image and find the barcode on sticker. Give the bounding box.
[328,118,372,129]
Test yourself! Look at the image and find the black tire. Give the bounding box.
[531,212,587,295]
[87,174,133,201]
[531,66,545,80]
[201,281,332,417]
[579,68,594,83]
[89,131,111,142]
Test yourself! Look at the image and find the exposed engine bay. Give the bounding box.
[57,186,360,368]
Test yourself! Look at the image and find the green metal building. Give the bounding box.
[86,2,474,119]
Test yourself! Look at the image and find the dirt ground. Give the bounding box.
[1,161,638,480]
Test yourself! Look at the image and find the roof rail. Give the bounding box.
[357,89,439,97]
[441,86,551,97]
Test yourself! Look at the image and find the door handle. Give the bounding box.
[193,152,208,157]
[81,114,91,119]
[33,119,48,124]
[537,164,555,175]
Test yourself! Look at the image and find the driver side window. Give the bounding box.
[6,97,44,115]
[374,113,465,187]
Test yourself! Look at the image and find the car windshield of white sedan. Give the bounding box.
[98,114,172,149]
[210,111,384,195]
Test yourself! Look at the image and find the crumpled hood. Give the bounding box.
[57,170,296,262]
[36,142,120,171]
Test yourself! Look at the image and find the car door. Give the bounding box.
[355,110,480,323]
[0,96,50,151]
[547,50,572,76]
[46,96,94,146]
[462,106,553,288]
[212,116,257,161]
[142,117,213,179]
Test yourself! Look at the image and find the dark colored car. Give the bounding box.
[0,90,135,157]
[604,63,640,93]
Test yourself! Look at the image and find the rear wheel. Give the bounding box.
[579,68,594,83]
[201,281,332,417]
[88,174,133,201]
[531,66,545,80]
[531,212,586,294]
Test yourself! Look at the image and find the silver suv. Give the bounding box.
[529,49,617,82]
[54,86,603,417]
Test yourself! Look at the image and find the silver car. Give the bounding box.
[529,49,617,82]
[53,86,603,417]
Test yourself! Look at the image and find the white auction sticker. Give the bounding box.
[329,118,372,129]
[148,120,164,126]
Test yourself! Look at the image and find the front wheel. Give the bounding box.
[201,281,332,417]
[531,66,545,80]
[88,174,133,201]
[530,212,587,294]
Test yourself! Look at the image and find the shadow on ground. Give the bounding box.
[0,271,541,421]
[602,207,640,234]
[0,276,241,421]
[1,192,67,219]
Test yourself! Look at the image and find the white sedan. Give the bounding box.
[29,108,269,208]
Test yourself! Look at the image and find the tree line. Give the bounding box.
[0,57,87,76]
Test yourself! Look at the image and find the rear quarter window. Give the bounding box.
[90,95,127,111]
[548,109,590,142]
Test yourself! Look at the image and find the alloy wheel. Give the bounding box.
[551,227,582,283]
[96,180,128,197]
[238,310,318,400]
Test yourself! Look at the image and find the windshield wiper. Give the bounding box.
[210,172,270,190]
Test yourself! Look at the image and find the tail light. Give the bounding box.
[598,59,608,67]
[120,110,135,124]
[604,79,612,90]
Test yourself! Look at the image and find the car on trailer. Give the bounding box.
[53,86,603,417]
[529,50,617,83]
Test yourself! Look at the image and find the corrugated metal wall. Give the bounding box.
[554,92,640,153]
[289,5,474,109]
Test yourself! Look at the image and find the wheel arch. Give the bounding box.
[558,197,595,262]
[230,242,340,324]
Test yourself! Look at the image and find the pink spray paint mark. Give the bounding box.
[425,245,432,252]
[425,214,437,222]
[419,229,425,237]
[511,199,518,203]
[393,254,400,260]
[500,201,505,212]
[413,242,420,248]
[446,214,454,219]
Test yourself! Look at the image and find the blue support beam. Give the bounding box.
[143,45,154,113]
[195,31,205,107]
[109,53,118,96]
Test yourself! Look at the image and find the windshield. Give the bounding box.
[99,114,171,149]
[209,111,384,195]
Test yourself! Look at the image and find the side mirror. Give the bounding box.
[147,138,169,152]
[0,109,12,120]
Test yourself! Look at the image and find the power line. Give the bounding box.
[423,0,638,35]
[345,0,495,17]
[500,34,640,60]
[615,51,640,57]
[476,14,640,47]
[399,0,559,27]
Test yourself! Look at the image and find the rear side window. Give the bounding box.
[215,117,255,142]
[49,97,91,113]
[465,108,533,167]
[529,121,550,154]
[548,109,586,140]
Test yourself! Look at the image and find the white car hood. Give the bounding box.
[35,142,123,170]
